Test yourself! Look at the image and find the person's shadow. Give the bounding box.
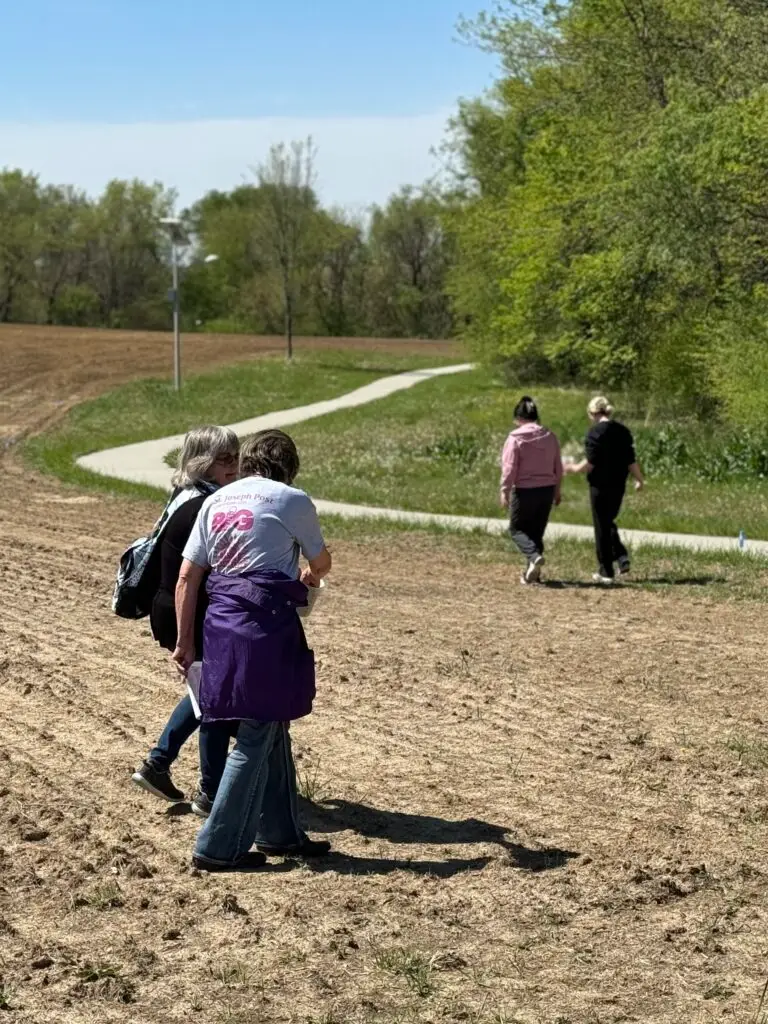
[298,797,579,876]
[540,575,722,590]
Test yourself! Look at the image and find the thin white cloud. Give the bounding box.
[0,112,455,211]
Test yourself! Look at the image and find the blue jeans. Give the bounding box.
[194,721,305,865]
[148,694,236,799]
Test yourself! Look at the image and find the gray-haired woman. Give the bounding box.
[132,425,240,814]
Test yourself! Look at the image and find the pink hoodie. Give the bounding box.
[500,423,563,506]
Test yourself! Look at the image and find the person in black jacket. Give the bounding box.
[132,426,239,816]
[566,396,645,584]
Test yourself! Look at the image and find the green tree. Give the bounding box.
[449,0,768,415]
[36,185,92,324]
[182,187,265,330]
[367,187,453,339]
[89,179,174,328]
[311,209,368,336]
[0,170,42,322]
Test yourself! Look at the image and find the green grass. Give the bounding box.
[321,514,768,603]
[373,947,436,998]
[23,353,768,540]
[22,348,455,500]
[289,369,768,539]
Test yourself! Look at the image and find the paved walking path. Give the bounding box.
[77,363,768,557]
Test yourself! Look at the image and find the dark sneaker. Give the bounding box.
[131,761,185,803]
[525,554,545,584]
[592,572,616,585]
[617,556,631,576]
[192,851,267,873]
[191,789,213,819]
[256,838,331,858]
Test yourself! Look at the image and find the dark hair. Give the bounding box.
[240,429,300,484]
[514,396,539,422]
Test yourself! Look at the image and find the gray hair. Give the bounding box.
[172,425,239,488]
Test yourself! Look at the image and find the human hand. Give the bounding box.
[499,492,509,511]
[172,644,195,677]
[300,566,321,588]
[554,492,562,507]
[634,479,644,492]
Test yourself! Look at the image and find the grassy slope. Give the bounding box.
[290,369,768,539]
[23,353,768,539]
[22,349,454,500]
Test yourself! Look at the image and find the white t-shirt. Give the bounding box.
[182,476,326,579]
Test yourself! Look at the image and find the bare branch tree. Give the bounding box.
[254,138,318,359]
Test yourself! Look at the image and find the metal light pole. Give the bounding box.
[171,242,181,391]
[160,217,218,391]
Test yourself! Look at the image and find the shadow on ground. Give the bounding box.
[299,852,493,877]
[300,798,579,874]
[540,575,723,590]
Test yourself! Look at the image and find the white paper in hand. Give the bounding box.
[297,578,327,619]
[187,661,203,720]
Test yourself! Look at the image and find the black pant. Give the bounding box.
[589,484,628,578]
[509,486,555,562]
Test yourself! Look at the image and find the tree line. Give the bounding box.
[448,0,768,426]
[0,143,453,344]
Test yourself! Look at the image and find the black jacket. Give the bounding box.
[149,495,208,653]
[585,420,636,489]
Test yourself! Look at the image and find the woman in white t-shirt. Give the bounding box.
[173,430,333,872]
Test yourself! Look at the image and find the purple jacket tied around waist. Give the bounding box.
[200,570,315,723]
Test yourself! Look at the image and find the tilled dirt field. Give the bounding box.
[0,324,461,443]
[1,327,768,1024]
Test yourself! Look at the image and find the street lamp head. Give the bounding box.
[160,217,189,246]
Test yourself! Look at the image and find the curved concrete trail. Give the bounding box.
[77,363,768,557]
[77,364,473,489]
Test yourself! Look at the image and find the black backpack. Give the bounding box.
[112,489,182,619]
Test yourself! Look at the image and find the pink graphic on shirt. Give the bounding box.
[211,509,255,533]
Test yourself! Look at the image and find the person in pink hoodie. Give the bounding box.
[499,396,563,584]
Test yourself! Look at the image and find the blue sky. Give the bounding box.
[2,0,493,123]
[0,1,496,209]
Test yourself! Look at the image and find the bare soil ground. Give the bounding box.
[1,327,767,1024]
[0,324,461,443]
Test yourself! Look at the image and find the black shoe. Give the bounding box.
[192,851,267,873]
[617,556,631,576]
[191,789,213,819]
[131,761,185,803]
[256,838,331,858]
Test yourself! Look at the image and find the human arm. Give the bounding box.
[566,427,597,475]
[629,462,645,491]
[553,436,564,505]
[499,436,518,509]
[565,458,591,475]
[172,559,207,675]
[300,547,332,588]
[292,493,332,588]
[626,429,643,490]
[172,509,211,675]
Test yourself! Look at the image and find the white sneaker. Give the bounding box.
[592,572,615,585]
[525,555,545,584]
